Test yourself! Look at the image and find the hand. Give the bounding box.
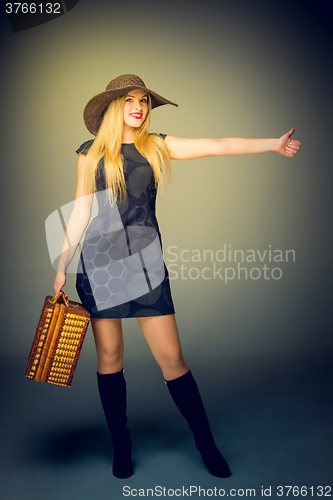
[53,271,68,299]
[274,128,301,157]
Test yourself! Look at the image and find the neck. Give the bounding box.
[122,125,134,144]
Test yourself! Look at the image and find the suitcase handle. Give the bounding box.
[51,290,69,307]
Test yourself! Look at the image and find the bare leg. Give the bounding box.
[91,318,124,374]
[136,314,189,381]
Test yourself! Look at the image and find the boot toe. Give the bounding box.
[112,460,134,479]
[203,456,231,478]
[197,442,231,478]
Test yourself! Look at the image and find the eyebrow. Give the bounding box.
[127,93,148,98]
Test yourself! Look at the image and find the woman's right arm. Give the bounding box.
[53,154,92,295]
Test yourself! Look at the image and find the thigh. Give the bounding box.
[136,314,188,380]
[91,318,124,374]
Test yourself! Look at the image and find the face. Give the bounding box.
[123,89,149,131]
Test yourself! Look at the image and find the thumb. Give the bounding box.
[288,127,295,138]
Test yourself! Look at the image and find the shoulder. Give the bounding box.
[147,133,167,141]
[76,139,94,156]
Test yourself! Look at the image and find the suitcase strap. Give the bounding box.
[51,290,69,307]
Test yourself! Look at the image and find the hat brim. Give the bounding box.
[84,85,178,136]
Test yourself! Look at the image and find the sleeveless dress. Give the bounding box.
[75,135,175,319]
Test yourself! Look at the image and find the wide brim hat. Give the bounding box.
[83,74,178,136]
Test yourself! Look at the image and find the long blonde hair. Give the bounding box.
[84,94,172,205]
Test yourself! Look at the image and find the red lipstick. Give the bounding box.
[130,113,143,120]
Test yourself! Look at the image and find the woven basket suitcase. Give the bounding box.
[26,291,90,387]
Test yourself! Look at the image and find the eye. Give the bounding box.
[126,98,132,102]
[141,98,147,103]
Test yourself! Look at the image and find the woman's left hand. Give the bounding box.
[274,128,301,157]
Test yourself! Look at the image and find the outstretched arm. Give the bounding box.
[164,128,300,160]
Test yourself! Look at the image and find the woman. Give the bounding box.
[53,74,300,479]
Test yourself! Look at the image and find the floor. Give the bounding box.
[1,352,332,500]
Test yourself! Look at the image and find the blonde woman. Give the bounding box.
[53,74,300,479]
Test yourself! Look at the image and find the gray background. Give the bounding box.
[0,0,332,498]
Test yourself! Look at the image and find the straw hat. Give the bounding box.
[83,74,178,136]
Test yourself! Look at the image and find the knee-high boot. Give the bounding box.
[165,370,231,478]
[97,369,133,479]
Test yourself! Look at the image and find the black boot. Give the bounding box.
[165,370,231,478]
[97,369,133,479]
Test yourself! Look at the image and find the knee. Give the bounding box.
[159,352,189,381]
[159,347,187,373]
[98,345,123,370]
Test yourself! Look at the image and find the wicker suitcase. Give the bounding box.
[26,291,90,387]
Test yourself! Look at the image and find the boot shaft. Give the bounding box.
[97,369,129,436]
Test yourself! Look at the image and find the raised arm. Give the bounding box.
[53,154,92,295]
[164,128,300,160]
